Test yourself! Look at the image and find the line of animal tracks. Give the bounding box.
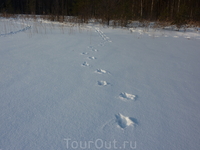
[80,27,139,130]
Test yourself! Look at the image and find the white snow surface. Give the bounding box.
[0,18,200,150]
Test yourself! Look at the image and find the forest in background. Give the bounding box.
[1,0,200,26]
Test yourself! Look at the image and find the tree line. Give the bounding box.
[1,0,200,25]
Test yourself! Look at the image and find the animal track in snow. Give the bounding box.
[97,81,109,86]
[81,52,88,55]
[95,27,111,43]
[88,56,96,60]
[0,25,31,37]
[95,69,108,74]
[88,46,94,49]
[115,113,137,129]
[82,62,90,67]
[92,49,98,52]
[102,114,138,131]
[98,43,104,47]
[88,45,98,52]
[119,92,136,101]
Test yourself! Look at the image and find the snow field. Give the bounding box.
[0,18,200,150]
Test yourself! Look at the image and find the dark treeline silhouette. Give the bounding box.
[1,0,200,25]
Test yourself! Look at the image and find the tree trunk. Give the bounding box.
[131,0,134,19]
[170,0,174,19]
[151,0,154,18]
[141,0,143,18]
[178,0,181,13]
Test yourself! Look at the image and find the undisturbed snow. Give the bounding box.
[0,18,200,150]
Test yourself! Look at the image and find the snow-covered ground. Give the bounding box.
[0,18,200,150]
